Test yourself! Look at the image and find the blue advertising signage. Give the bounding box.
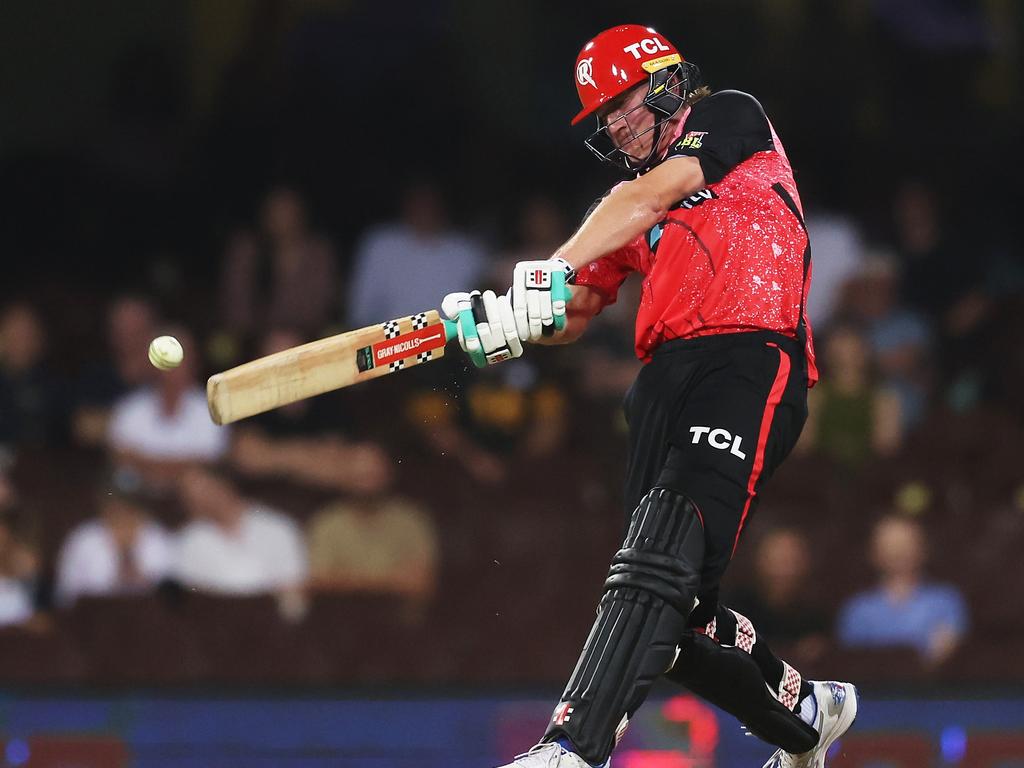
[0,693,1022,767]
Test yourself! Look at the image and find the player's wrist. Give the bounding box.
[549,256,576,281]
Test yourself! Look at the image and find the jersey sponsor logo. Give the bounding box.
[370,324,446,367]
[676,188,718,210]
[688,425,747,459]
[553,702,574,725]
[623,37,670,60]
[677,130,708,150]
[576,57,596,88]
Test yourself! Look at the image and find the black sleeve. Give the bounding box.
[664,90,774,184]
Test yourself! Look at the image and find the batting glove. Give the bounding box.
[441,290,524,368]
[511,257,574,342]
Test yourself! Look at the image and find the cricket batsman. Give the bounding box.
[442,24,857,768]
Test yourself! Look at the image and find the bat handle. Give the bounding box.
[442,318,459,342]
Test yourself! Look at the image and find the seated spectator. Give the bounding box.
[838,515,968,664]
[73,295,160,445]
[220,186,338,341]
[798,320,902,467]
[307,495,438,604]
[843,252,933,430]
[804,204,865,331]
[726,527,829,661]
[175,465,307,595]
[577,274,644,405]
[892,180,985,331]
[0,302,66,448]
[0,476,39,627]
[229,328,391,494]
[55,470,173,606]
[347,179,486,327]
[407,358,569,486]
[107,327,229,489]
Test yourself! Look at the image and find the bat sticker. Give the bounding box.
[356,345,375,372]
[370,324,447,367]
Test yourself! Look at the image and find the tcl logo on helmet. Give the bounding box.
[623,37,670,60]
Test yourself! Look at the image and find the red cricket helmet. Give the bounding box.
[572,24,684,126]
[571,24,702,171]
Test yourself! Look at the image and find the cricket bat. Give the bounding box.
[207,310,457,425]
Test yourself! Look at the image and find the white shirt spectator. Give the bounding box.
[348,226,486,328]
[0,577,32,626]
[55,519,174,605]
[175,505,307,594]
[805,212,865,330]
[108,386,229,461]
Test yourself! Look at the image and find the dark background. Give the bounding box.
[0,3,1022,764]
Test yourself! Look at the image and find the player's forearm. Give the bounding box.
[553,184,665,272]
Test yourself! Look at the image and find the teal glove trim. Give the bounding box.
[458,307,487,368]
[551,271,572,332]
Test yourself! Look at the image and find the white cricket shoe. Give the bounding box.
[497,742,602,768]
[761,681,858,768]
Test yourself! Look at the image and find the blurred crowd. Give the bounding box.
[0,0,1021,686]
[1,172,1022,685]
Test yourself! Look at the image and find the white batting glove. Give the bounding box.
[511,257,574,342]
[441,290,524,368]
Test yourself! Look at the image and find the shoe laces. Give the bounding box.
[514,742,564,767]
[764,752,797,768]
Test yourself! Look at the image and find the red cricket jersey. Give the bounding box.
[574,90,818,385]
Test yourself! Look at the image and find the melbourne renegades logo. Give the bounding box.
[552,702,574,725]
[576,57,596,88]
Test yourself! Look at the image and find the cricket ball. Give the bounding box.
[148,335,184,370]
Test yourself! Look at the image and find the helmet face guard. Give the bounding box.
[584,63,698,172]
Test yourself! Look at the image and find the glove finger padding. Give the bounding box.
[478,290,522,365]
[511,258,574,342]
[440,289,522,369]
[526,289,543,341]
[441,291,473,353]
[497,294,524,358]
[475,291,499,354]
[552,271,571,331]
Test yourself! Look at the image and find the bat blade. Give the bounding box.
[207,310,453,425]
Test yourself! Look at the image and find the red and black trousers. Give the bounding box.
[622,329,808,627]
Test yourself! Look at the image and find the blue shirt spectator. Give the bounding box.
[837,515,968,663]
[838,583,967,654]
[347,181,485,327]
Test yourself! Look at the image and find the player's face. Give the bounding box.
[600,84,656,162]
